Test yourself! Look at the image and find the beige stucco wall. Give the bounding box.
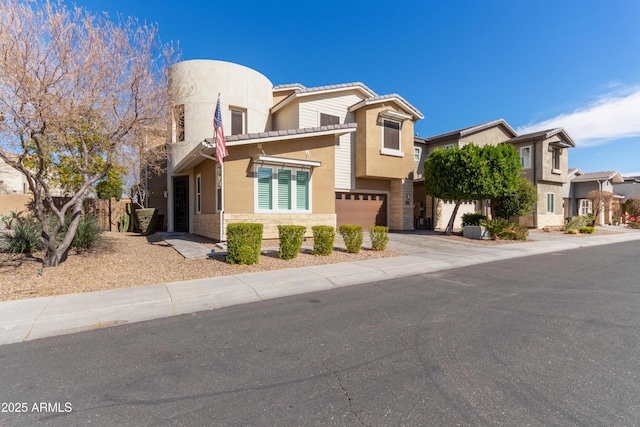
[189,134,337,240]
[459,126,512,147]
[537,182,565,228]
[538,136,569,184]
[168,60,274,168]
[354,103,415,180]
[0,194,32,219]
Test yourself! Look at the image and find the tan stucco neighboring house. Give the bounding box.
[166,60,423,240]
[413,119,575,230]
[0,154,29,195]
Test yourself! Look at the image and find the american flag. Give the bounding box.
[214,97,228,164]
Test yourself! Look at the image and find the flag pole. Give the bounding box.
[214,92,228,243]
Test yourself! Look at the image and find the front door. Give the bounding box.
[173,176,189,232]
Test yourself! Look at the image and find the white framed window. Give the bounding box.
[414,147,421,161]
[546,193,555,214]
[551,147,561,172]
[215,165,222,212]
[255,165,311,213]
[381,119,403,156]
[230,108,245,135]
[520,146,531,169]
[580,199,592,215]
[196,174,202,214]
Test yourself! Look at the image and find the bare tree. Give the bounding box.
[586,190,614,225]
[0,0,178,266]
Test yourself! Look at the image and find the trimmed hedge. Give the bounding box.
[579,226,595,234]
[227,223,263,265]
[278,225,306,260]
[338,224,363,253]
[462,212,488,227]
[312,225,335,256]
[369,226,389,251]
[135,208,158,235]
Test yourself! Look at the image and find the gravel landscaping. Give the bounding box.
[0,232,401,302]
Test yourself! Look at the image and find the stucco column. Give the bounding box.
[389,178,414,231]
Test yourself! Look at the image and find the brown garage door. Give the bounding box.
[335,192,387,228]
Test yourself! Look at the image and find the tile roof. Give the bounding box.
[424,119,516,143]
[203,123,357,145]
[273,83,305,91]
[571,171,624,183]
[349,94,423,120]
[507,128,575,146]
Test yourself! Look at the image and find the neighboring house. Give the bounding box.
[166,60,423,240]
[413,119,575,230]
[0,154,29,194]
[566,170,625,225]
[614,175,640,208]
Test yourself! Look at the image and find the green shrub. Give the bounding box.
[226,223,263,265]
[579,226,595,234]
[277,225,306,260]
[72,215,103,251]
[565,228,579,234]
[628,221,640,229]
[2,217,42,253]
[480,218,510,240]
[498,223,529,241]
[135,208,158,235]
[564,215,590,231]
[369,226,389,251]
[338,224,363,253]
[462,212,488,227]
[312,225,335,256]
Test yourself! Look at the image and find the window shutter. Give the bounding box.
[257,168,272,210]
[296,171,309,210]
[278,169,291,210]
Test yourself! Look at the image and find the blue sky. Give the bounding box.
[67,0,640,175]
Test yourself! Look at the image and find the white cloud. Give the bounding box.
[517,88,640,147]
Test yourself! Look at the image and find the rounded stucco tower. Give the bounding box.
[168,60,273,168]
[166,60,273,233]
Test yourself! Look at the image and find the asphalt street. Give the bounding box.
[1,240,639,426]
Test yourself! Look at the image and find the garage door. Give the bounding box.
[439,200,477,230]
[335,192,387,229]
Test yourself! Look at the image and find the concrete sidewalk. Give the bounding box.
[1,228,639,345]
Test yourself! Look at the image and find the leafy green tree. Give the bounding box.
[0,0,177,266]
[494,177,538,219]
[625,197,640,216]
[424,143,521,235]
[96,166,126,202]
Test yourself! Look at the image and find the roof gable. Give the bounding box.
[425,119,517,143]
[571,170,624,183]
[508,128,576,147]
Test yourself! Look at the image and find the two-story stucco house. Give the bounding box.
[413,119,575,230]
[166,60,423,240]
